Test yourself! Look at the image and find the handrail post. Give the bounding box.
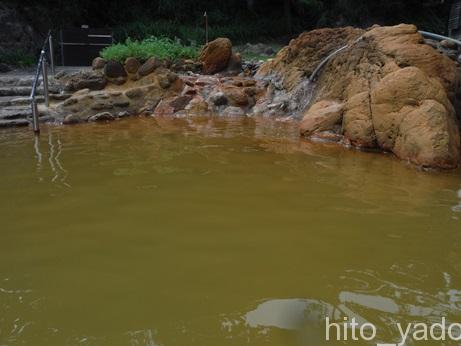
[41,54,50,107]
[49,34,55,75]
[31,99,40,133]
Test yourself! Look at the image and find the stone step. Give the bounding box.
[0,85,62,97]
[0,96,45,107]
[0,106,32,120]
[0,93,71,109]
[0,76,60,88]
[0,86,33,97]
[0,96,14,107]
[0,76,39,87]
[0,119,29,128]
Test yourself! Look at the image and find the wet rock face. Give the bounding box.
[256,27,364,92]
[257,24,461,169]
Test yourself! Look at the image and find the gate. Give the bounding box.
[59,27,113,66]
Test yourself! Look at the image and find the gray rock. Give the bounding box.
[113,100,130,107]
[104,60,127,78]
[124,57,140,74]
[138,57,160,76]
[64,71,107,92]
[50,93,72,101]
[115,111,131,118]
[63,114,82,124]
[90,101,113,111]
[222,106,245,117]
[125,87,144,99]
[88,112,115,122]
[440,48,459,61]
[92,57,106,70]
[225,53,242,76]
[63,97,78,107]
[424,39,439,49]
[440,39,458,50]
[210,92,228,106]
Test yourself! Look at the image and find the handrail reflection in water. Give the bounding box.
[33,130,71,188]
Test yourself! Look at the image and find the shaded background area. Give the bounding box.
[0,0,455,66]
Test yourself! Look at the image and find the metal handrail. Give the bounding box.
[30,30,55,134]
[419,30,461,47]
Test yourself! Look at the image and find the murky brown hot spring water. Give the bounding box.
[1,116,461,346]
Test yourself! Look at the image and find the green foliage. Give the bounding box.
[113,15,304,45]
[100,37,200,63]
[0,50,35,67]
[12,0,454,44]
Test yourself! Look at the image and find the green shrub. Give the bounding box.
[100,37,200,63]
[0,50,35,67]
[112,17,303,46]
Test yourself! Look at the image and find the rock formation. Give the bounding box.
[257,24,461,169]
[199,38,242,75]
[45,24,460,169]
[50,56,264,124]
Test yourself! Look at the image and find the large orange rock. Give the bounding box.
[199,38,232,75]
[300,100,344,137]
[371,67,460,168]
[258,24,461,168]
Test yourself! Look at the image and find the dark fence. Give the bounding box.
[449,0,461,38]
[59,27,113,66]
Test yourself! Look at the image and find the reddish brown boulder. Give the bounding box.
[222,86,249,106]
[153,95,193,116]
[300,100,344,137]
[138,57,161,77]
[199,38,232,75]
[124,57,141,74]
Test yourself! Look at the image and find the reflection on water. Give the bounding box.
[244,299,333,330]
[0,116,461,345]
[452,190,461,213]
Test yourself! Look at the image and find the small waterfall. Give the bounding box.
[288,78,315,116]
[309,36,364,82]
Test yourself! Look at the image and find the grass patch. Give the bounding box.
[100,37,200,63]
[0,50,35,67]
